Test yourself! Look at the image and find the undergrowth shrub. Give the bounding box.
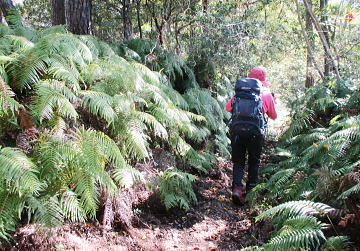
[0,17,232,240]
[158,167,198,211]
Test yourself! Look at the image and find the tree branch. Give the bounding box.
[295,0,324,79]
[303,0,340,78]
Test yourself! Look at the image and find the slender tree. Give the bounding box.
[122,0,133,41]
[51,0,66,25]
[135,0,142,39]
[303,0,340,78]
[295,0,324,81]
[305,0,315,87]
[0,9,3,23]
[66,0,92,35]
[320,0,331,76]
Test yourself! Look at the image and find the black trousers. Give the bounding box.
[231,134,263,189]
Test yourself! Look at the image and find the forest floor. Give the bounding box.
[8,141,276,251]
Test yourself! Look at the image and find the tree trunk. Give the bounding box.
[135,0,142,39]
[51,0,66,25]
[320,0,331,77]
[305,0,314,88]
[0,9,4,23]
[0,0,18,26]
[122,0,133,42]
[66,0,92,35]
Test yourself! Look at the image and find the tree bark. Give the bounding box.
[320,0,331,76]
[0,9,4,23]
[122,0,133,42]
[51,0,66,25]
[66,0,92,35]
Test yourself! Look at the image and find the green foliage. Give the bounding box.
[249,78,359,250]
[0,147,59,239]
[126,38,199,93]
[253,79,360,205]
[264,216,327,251]
[31,80,78,124]
[0,23,232,240]
[158,167,197,210]
[256,201,334,221]
[321,236,352,251]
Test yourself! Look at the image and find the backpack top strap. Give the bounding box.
[235,78,261,96]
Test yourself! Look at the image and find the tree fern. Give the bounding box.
[6,33,93,90]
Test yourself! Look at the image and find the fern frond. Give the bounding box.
[136,111,168,139]
[118,117,149,159]
[265,168,296,198]
[0,147,42,194]
[72,169,98,218]
[112,165,142,188]
[80,90,117,125]
[256,201,335,221]
[75,127,126,170]
[47,54,81,92]
[338,182,360,199]
[132,61,160,86]
[29,196,64,227]
[158,167,197,210]
[183,88,223,131]
[5,35,34,50]
[61,191,86,222]
[264,215,326,251]
[321,236,351,251]
[31,80,78,123]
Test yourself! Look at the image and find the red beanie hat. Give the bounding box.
[249,67,269,87]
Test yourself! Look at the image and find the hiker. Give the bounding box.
[226,67,277,205]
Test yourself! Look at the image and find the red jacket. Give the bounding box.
[225,92,277,120]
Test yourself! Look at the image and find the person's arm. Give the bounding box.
[226,97,234,112]
[262,93,277,120]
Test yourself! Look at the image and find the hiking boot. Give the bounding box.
[232,185,245,205]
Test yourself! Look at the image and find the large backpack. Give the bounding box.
[230,78,265,137]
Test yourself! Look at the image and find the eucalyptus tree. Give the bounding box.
[66,0,92,35]
[51,0,65,25]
